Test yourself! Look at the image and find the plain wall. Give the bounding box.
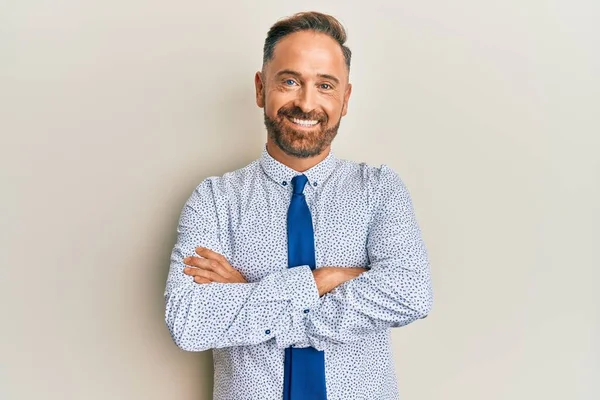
[1,1,598,399]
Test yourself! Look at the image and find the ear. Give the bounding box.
[341,83,352,116]
[255,72,265,108]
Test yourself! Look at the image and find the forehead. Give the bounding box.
[267,30,347,79]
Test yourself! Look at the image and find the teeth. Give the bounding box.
[291,118,319,126]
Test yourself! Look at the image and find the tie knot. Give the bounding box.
[291,175,308,195]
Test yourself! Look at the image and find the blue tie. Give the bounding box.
[283,175,327,400]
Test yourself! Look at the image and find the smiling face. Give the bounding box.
[255,30,352,159]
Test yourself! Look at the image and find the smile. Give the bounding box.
[287,117,320,127]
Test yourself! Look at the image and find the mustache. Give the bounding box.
[277,106,327,123]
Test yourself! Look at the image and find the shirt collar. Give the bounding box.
[259,144,337,189]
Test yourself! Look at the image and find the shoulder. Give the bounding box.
[334,158,408,194]
[190,160,261,201]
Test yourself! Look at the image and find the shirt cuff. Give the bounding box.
[273,266,319,349]
[283,265,320,311]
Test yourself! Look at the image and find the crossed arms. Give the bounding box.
[164,167,433,352]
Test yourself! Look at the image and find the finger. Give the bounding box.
[183,266,225,283]
[184,256,229,277]
[193,276,211,284]
[195,247,234,271]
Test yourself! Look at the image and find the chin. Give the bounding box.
[278,139,327,158]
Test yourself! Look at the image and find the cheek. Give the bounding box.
[265,92,288,118]
[323,101,343,122]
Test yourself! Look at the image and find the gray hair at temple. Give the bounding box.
[262,11,352,72]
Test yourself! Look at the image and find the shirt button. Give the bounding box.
[313,182,318,187]
[303,309,310,314]
[265,329,271,335]
[282,181,287,186]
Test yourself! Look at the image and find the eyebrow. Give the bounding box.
[275,69,340,85]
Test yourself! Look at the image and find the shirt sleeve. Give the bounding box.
[276,165,434,351]
[164,179,320,352]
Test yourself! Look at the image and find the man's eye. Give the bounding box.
[285,79,297,86]
[320,83,332,90]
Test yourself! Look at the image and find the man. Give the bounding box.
[164,11,433,400]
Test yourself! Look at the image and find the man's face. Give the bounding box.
[255,30,352,158]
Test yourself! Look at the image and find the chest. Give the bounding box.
[221,185,373,282]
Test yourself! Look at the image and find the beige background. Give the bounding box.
[1,1,599,399]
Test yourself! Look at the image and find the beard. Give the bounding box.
[263,103,341,159]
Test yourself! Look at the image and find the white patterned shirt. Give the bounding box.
[164,146,433,400]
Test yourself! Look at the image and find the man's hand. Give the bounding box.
[313,267,367,296]
[183,247,247,284]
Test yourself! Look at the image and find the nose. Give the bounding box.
[294,86,317,113]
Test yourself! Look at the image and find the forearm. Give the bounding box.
[276,258,432,350]
[304,258,433,350]
[165,263,319,351]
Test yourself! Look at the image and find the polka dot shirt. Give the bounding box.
[164,146,433,400]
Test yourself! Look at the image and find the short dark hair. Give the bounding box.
[262,11,352,72]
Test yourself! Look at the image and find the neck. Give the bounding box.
[266,140,330,173]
